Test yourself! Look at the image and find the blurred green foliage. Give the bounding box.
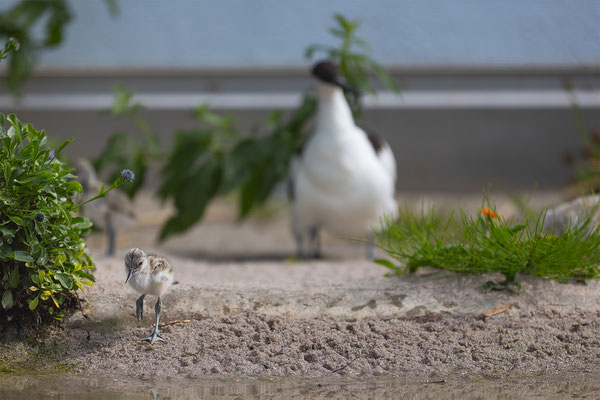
[306,13,400,116]
[158,99,316,240]
[90,13,399,240]
[0,113,95,321]
[0,38,19,62]
[158,13,398,240]
[0,0,71,95]
[0,0,117,96]
[93,86,161,198]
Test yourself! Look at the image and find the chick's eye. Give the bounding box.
[138,261,143,267]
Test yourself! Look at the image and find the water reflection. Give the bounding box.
[1,373,600,399]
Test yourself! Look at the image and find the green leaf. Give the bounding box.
[8,266,19,288]
[76,270,96,283]
[3,165,12,184]
[37,248,48,265]
[55,252,67,266]
[0,227,14,238]
[55,273,72,289]
[481,281,501,293]
[74,219,93,230]
[28,295,39,310]
[222,138,264,192]
[374,258,396,270]
[65,180,82,194]
[55,137,74,157]
[9,215,23,225]
[14,251,34,262]
[45,3,71,47]
[159,158,223,240]
[509,224,526,235]
[1,290,13,310]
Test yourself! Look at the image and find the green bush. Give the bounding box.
[376,198,600,292]
[0,114,95,322]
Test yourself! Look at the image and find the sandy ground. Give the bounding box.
[61,255,600,380]
[45,191,600,381]
[5,191,600,397]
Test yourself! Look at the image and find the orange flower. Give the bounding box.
[480,208,499,218]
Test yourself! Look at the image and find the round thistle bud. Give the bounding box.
[121,169,135,182]
[34,212,45,222]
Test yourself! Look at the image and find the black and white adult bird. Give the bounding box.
[290,60,398,259]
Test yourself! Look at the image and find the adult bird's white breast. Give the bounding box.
[296,126,396,234]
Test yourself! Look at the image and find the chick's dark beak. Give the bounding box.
[125,268,133,284]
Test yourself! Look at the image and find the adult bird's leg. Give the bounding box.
[366,231,376,260]
[309,226,321,259]
[135,294,145,321]
[141,297,168,344]
[106,214,116,256]
[294,230,305,259]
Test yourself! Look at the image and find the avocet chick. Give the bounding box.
[125,248,174,344]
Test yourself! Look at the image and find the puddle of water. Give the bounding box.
[1,373,600,399]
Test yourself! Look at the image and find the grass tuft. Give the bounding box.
[375,196,600,292]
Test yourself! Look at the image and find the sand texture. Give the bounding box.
[6,192,600,384]
[55,254,600,380]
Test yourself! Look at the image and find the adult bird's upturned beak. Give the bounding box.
[125,268,133,284]
[334,79,361,97]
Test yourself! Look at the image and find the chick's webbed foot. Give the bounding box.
[141,330,168,344]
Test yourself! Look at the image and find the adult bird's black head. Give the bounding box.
[311,60,360,97]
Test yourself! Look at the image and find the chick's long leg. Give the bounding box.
[135,294,145,321]
[141,297,168,344]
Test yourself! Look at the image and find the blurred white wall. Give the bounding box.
[1,0,599,192]
[2,0,599,70]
